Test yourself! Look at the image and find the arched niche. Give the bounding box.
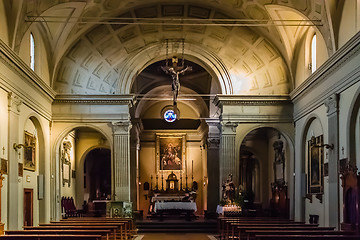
[52,125,111,220]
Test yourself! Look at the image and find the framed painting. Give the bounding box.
[156,133,186,173]
[1,158,8,175]
[23,131,36,171]
[307,135,324,194]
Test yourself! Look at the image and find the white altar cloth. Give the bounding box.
[154,201,197,213]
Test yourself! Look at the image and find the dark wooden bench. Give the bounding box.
[235,226,335,240]
[255,235,360,240]
[246,230,355,240]
[219,218,295,240]
[44,221,126,240]
[59,217,135,239]
[57,218,134,239]
[0,235,101,240]
[6,230,111,240]
[24,226,118,240]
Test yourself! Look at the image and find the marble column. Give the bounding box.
[206,119,220,211]
[7,92,22,229]
[324,94,340,229]
[219,121,238,200]
[112,120,132,202]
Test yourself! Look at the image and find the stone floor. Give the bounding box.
[135,233,218,240]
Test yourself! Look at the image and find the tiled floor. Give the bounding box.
[136,233,217,240]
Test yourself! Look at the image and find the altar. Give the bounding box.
[147,172,198,220]
[154,201,197,212]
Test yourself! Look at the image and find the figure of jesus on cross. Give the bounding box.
[161,56,192,106]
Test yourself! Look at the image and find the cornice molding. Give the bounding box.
[290,31,360,101]
[54,94,136,106]
[0,39,56,100]
[214,95,291,107]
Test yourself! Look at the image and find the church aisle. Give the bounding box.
[138,233,217,240]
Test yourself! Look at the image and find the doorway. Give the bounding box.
[24,188,33,226]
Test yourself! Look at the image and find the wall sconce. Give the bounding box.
[310,136,334,150]
[13,142,35,151]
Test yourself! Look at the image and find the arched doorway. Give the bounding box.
[83,148,111,201]
[54,126,111,219]
[240,127,290,217]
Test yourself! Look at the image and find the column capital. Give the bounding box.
[112,120,132,134]
[7,92,22,113]
[207,137,220,149]
[221,121,238,134]
[324,93,339,116]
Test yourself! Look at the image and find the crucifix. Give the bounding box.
[161,40,192,106]
[2,147,4,155]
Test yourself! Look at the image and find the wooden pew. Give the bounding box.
[58,218,135,239]
[0,235,101,240]
[218,217,295,240]
[24,226,118,240]
[246,230,355,240]
[6,230,111,240]
[255,235,360,240]
[45,221,127,240]
[235,226,335,240]
[230,222,314,239]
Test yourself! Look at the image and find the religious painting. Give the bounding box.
[18,163,23,177]
[307,135,324,194]
[61,140,72,187]
[156,133,186,173]
[0,158,8,175]
[23,131,36,171]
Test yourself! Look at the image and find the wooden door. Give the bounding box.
[24,188,33,226]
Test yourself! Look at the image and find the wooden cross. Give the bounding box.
[1,147,4,155]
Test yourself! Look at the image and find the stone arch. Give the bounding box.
[51,124,112,220]
[118,42,232,95]
[23,113,47,223]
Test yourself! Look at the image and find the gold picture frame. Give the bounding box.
[307,135,324,194]
[156,133,186,174]
[23,131,36,171]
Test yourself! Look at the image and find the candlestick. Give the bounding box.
[180,171,182,190]
[191,160,194,181]
[150,175,153,191]
[161,172,164,190]
[156,174,158,190]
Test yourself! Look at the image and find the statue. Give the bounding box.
[161,56,192,106]
[222,174,235,204]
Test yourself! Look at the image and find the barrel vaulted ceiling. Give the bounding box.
[11,0,332,95]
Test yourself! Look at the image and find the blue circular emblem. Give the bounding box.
[164,110,177,122]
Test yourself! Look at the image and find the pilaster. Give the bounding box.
[219,121,238,199]
[324,93,340,229]
[205,119,220,211]
[112,120,132,202]
[7,92,22,230]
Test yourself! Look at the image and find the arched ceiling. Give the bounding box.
[12,0,333,95]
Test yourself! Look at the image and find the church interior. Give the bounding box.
[0,0,360,239]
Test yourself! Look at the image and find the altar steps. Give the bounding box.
[136,219,217,233]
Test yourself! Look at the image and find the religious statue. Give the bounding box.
[61,140,72,164]
[273,134,285,184]
[222,174,235,204]
[161,56,192,106]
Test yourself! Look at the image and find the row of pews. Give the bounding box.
[0,217,136,240]
[218,216,360,240]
